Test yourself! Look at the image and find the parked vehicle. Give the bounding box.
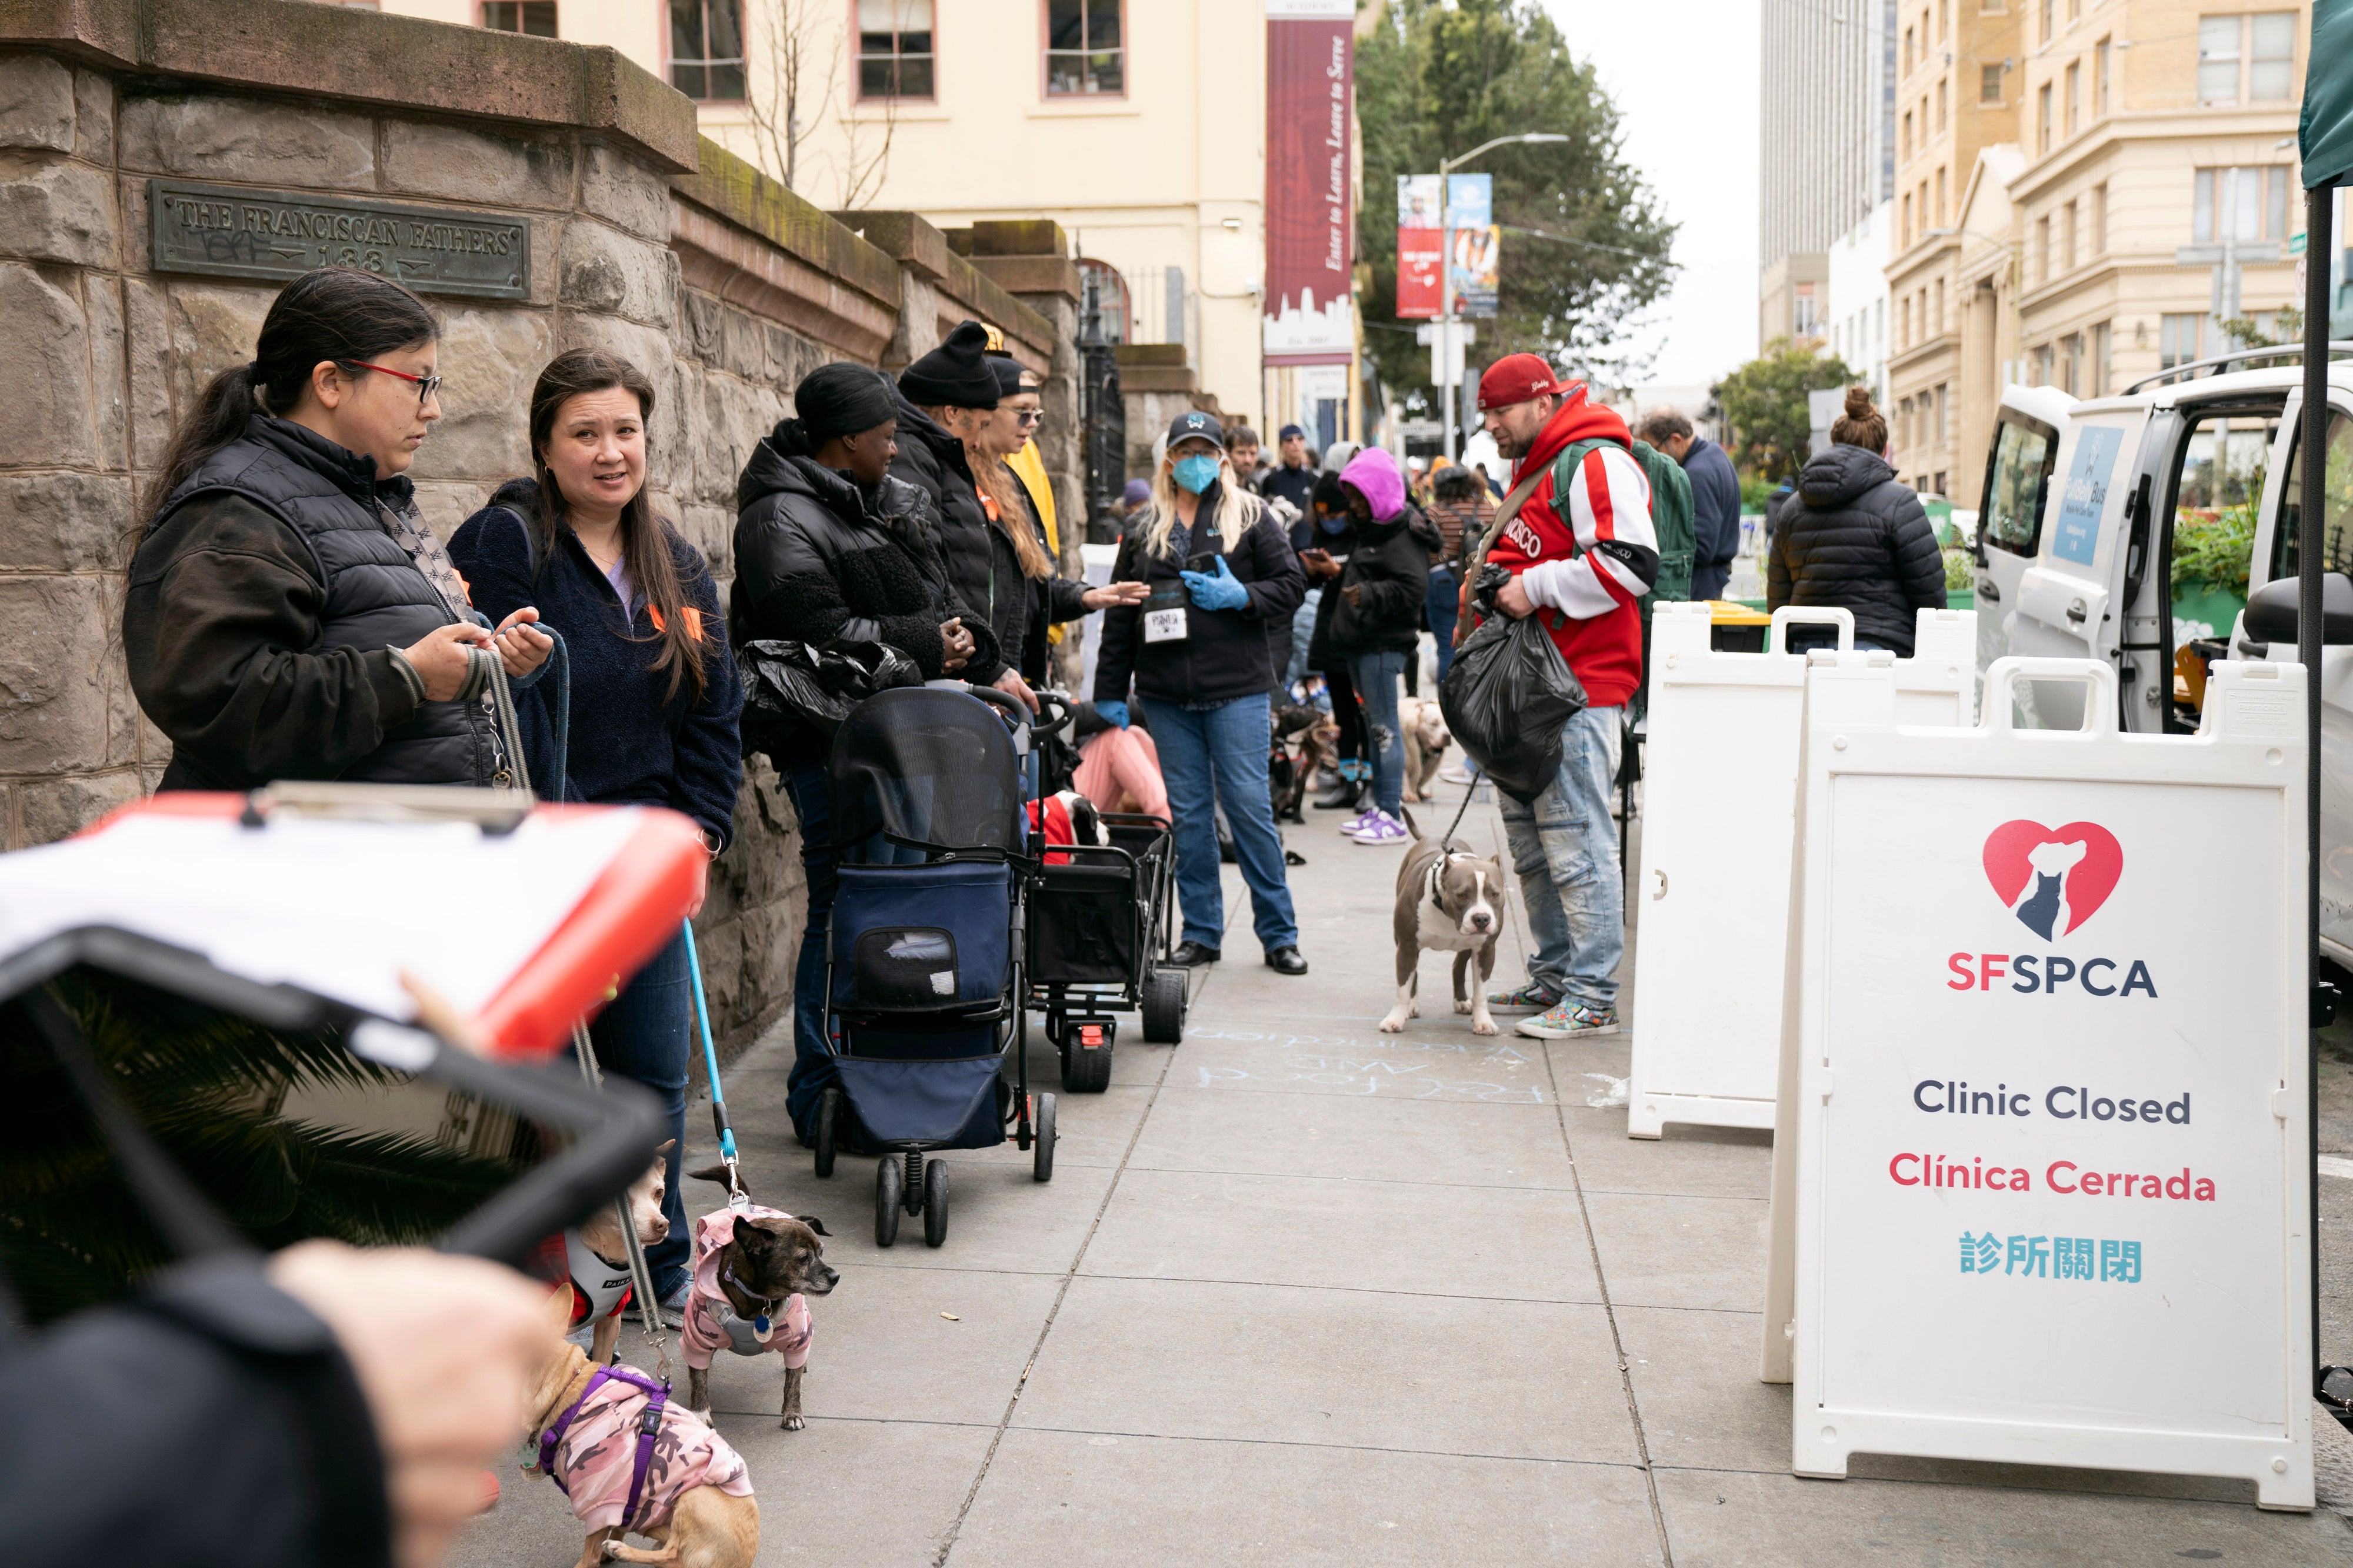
[1973,342,2353,956]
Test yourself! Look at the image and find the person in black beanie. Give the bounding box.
[732,360,1002,1142]
[891,320,1039,712]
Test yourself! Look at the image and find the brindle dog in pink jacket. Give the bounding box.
[679,1197,839,1430]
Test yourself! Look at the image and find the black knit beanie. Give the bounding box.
[987,355,1026,399]
[898,321,1001,409]
[772,362,899,456]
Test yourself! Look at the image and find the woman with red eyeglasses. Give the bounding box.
[125,267,552,790]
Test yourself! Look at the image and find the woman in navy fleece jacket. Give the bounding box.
[450,348,742,1315]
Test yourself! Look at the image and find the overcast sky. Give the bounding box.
[1539,0,1762,389]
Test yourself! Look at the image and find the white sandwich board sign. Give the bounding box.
[1762,653,2312,1506]
[1625,603,1975,1138]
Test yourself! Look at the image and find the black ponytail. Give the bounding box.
[145,266,439,523]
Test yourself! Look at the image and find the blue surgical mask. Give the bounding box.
[1317,513,1348,535]
[1171,454,1221,495]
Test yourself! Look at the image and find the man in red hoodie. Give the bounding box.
[1468,353,1658,1040]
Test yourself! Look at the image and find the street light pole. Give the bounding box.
[1433,131,1569,462]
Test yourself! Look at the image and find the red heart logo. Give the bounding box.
[1982,820,2123,939]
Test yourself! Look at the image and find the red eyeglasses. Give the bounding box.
[345,361,445,405]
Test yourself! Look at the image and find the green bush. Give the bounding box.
[2171,502,2257,598]
[1943,546,1975,592]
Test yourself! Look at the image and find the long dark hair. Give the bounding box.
[146,267,439,521]
[525,348,707,704]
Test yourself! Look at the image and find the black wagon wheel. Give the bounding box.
[1060,1022,1113,1093]
[921,1159,950,1247]
[1033,1092,1056,1183]
[874,1155,902,1249]
[1140,967,1187,1045]
[815,1086,841,1179]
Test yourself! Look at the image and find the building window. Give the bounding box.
[2061,333,2082,395]
[1904,24,1914,75]
[2197,15,2241,101]
[1902,109,1913,161]
[2065,61,2079,136]
[1937,78,1948,132]
[481,2,555,35]
[2249,12,2295,99]
[2092,321,2111,395]
[2095,38,2110,116]
[2194,165,2290,243]
[2039,0,2053,42]
[2032,342,2055,384]
[2038,83,2052,154]
[1045,0,1124,96]
[2036,213,2051,281]
[858,0,935,99]
[1937,165,1948,225]
[1939,382,1951,441]
[2160,312,2208,368]
[2063,198,2078,270]
[2092,182,2108,253]
[669,0,744,100]
[1902,191,1913,246]
[1794,282,1819,338]
[1933,278,1946,333]
[1982,63,2004,103]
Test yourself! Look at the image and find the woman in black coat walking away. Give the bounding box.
[1767,386,1946,655]
[729,363,996,1145]
[449,348,744,1319]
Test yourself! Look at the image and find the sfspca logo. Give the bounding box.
[1947,820,2155,997]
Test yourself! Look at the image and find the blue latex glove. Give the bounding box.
[1179,555,1251,612]
[1096,699,1129,729]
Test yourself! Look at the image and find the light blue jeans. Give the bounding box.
[1347,650,1406,818]
[1287,587,1321,688]
[1498,704,1625,1010]
[1142,692,1299,953]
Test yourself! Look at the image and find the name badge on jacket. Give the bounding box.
[1144,584,1189,644]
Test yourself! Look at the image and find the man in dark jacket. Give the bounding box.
[891,321,1024,697]
[1767,413,1944,655]
[1261,423,1320,525]
[1637,408,1743,600]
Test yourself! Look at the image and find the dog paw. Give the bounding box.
[1377,1012,1407,1033]
[781,1414,806,1432]
[1454,997,1472,1014]
[1471,1014,1499,1036]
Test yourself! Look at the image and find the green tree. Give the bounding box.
[1715,338,1863,481]
[1356,0,1677,407]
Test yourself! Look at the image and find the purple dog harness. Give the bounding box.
[537,1364,669,1528]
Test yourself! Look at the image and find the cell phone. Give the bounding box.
[1186,551,1219,576]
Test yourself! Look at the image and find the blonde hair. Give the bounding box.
[1136,447,1262,561]
[972,451,1052,580]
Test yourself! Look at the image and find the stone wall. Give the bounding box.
[0,1,1075,1054]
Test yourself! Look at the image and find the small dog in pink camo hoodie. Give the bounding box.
[679,1200,838,1430]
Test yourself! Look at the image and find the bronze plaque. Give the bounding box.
[149,180,530,300]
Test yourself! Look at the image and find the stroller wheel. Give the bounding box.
[1033,1093,1056,1183]
[922,1160,950,1247]
[875,1156,902,1248]
[1141,968,1187,1045]
[1060,1020,1114,1093]
[815,1087,840,1179]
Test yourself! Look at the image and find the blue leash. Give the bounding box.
[681,918,744,1204]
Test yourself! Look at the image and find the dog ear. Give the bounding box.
[1066,796,1104,846]
[799,1216,832,1237]
[654,1138,677,1158]
[686,1162,732,1185]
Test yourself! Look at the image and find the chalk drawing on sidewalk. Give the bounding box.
[1583,1074,1629,1109]
[1178,1025,1547,1100]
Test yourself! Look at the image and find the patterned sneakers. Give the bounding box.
[1514,1001,1620,1040]
[1486,979,1562,1013]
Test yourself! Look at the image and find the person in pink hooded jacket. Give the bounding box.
[1325,448,1439,846]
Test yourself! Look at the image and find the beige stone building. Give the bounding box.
[1884,0,2033,499]
[1891,0,2311,505]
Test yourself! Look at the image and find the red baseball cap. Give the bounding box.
[1476,352,1568,412]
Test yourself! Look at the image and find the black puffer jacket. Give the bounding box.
[887,391,1012,682]
[1094,483,1307,708]
[1766,443,1945,655]
[1330,508,1439,658]
[731,437,999,681]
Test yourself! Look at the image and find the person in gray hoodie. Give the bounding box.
[1766,386,1945,655]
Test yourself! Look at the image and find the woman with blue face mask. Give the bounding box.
[1092,412,1311,976]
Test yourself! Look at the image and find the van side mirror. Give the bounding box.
[2243,572,2353,646]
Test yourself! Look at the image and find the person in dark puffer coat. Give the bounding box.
[731,362,996,1144]
[1766,385,1946,656]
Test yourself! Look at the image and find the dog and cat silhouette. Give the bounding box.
[2010,838,2089,940]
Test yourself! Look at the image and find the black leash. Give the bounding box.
[1438,765,1483,852]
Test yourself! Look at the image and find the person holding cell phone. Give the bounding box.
[1092,412,1310,976]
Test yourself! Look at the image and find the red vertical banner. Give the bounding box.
[1264,0,1355,365]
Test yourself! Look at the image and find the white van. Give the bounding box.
[1974,342,2353,952]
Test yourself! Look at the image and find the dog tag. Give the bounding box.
[1144,606,1188,643]
[754,1314,775,1343]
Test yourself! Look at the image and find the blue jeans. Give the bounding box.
[1347,650,1406,818]
[1498,705,1625,1011]
[783,762,844,1146]
[1142,692,1299,953]
[1425,567,1458,682]
[1287,588,1321,688]
[582,928,693,1299]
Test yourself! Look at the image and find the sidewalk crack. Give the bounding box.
[1547,1039,1676,1567]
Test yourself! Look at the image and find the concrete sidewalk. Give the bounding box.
[458,776,2353,1566]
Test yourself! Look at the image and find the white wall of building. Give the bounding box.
[1826,201,1891,403]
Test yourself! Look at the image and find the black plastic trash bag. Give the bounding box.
[1438,565,1589,805]
[741,638,922,760]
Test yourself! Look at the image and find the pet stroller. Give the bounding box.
[814,683,1054,1249]
[1024,695,1186,1093]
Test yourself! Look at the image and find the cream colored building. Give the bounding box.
[370,0,1286,428]
[1890,0,2310,505]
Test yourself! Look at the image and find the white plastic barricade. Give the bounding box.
[1760,653,2312,1507]
[1625,603,1975,1139]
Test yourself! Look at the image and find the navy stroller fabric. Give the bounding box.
[829,686,1024,853]
[830,861,1012,1013]
[834,1053,1005,1149]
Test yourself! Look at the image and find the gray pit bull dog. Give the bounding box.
[1379,809,1506,1036]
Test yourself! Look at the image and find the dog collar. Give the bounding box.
[721,1264,783,1340]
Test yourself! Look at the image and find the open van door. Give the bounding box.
[2007,398,2152,728]
[1973,386,2072,679]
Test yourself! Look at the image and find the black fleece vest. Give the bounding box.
[157,417,496,786]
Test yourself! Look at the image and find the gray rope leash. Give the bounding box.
[574,1021,672,1374]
